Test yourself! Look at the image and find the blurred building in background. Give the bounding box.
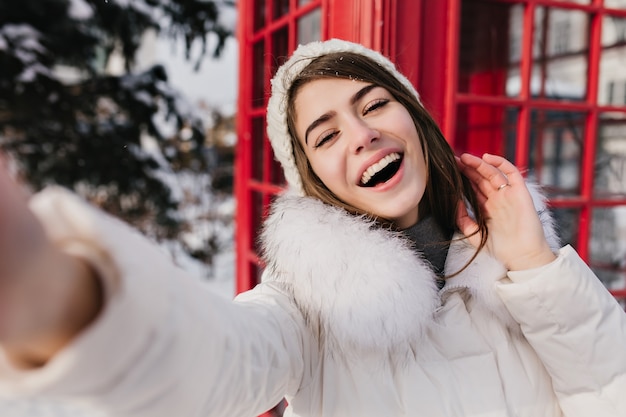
[235,0,626,312]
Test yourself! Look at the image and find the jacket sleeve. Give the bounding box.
[0,187,312,417]
[496,245,626,417]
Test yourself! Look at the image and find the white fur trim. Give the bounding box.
[261,192,439,355]
[260,184,560,352]
[266,39,421,196]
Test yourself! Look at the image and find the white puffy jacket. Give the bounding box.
[0,187,625,417]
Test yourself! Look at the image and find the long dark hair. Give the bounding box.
[285,52,488,275]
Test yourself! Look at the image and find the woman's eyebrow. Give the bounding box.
[350,84,377,105]
[305,111,335,145]
[304,84,378,144]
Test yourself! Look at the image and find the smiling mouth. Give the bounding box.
[359,152,403,187]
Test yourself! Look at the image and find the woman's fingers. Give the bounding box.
[480,153,525,186]
[456,156,487,203]
[457,152,557,270]
[458,153,518,196]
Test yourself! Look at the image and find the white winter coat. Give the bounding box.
[0,187,625,417]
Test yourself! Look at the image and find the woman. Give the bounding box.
[0,39,625,417]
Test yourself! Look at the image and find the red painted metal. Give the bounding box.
[488,0,626,15]
[417,0,449,127]
[327,0,393,49]
[578,9,604,261]
[236,0,254,296]
[514,0,535,170]
[393,0,421,87]
[326,0,352,41]
[443,0,461,143]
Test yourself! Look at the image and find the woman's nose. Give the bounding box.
[348,120,380,154]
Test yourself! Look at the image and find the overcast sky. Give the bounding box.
[155,32,239,115]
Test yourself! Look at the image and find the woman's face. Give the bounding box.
[294,78,427,228]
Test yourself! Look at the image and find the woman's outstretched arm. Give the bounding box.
[0,162,309,417]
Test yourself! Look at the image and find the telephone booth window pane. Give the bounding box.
[274,0,290,20]
[532,7,588,101]
[528,109,585,197]
[595,114,626,198]
[605,0,626,9]
[299,0,312,6]
[298,8,321,44]
[598,16,626,106]
[252,40,266,108]
[454,104,519,157]
[552,207,580,249]
[271,26,289,77]
[458,1,522,97]
[254,0,267,31]
[252,117,266,181]
[590,206,626,292]
[504,4,525,97]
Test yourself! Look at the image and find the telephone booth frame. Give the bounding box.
[236,0,626,310]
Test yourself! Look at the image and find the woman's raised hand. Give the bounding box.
[0,159,102,368]
[455,153,556,271]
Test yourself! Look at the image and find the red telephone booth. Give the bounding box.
[236,0,626,311]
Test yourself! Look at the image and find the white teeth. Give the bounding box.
[361,152,401,185]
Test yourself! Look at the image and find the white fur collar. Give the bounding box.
[260,184,559,355]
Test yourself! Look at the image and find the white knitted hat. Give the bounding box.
[266,38,420,196]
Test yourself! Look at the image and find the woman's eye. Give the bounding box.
[363,99,389,115]
[315,131,338,148]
